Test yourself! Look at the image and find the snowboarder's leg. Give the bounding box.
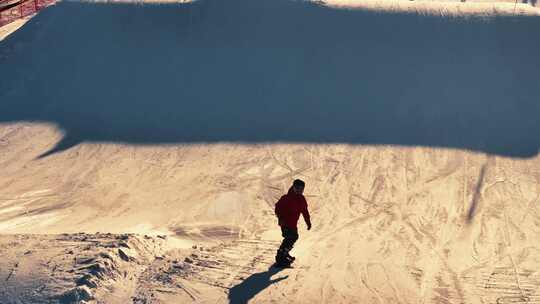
[280,227,298,252]
[276,227,299,265]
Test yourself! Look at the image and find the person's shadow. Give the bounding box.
[228,266,288,304]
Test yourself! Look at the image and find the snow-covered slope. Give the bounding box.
[1,0,540,303]
[1,0,540,157]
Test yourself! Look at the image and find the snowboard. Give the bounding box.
[272,261,294,269]
[273,256,295,268]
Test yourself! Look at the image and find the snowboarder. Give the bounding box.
[274,179,311,267]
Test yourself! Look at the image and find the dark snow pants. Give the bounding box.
[278,226,298,254]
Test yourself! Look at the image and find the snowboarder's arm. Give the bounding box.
[275,197,284,226]
[301,198,311,230]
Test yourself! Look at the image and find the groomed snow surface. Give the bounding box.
[1,0,540,303]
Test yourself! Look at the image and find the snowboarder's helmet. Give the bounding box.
[293,179,305,189]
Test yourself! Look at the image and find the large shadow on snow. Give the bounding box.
[1,0,540,158]
[228,266,288,304]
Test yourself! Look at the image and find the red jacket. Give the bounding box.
[275,187,311,230]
